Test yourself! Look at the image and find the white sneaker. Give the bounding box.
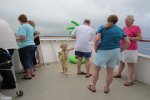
[61,71,64,73]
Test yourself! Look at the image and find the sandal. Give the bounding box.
[34,69,36,71]
[114,75,122,78]
[77,71,86,75]
[85,74,92,78]
[21,76,32,80]
[124,82,134,86]
[104,87,110,93]
[87,85,96,93]
[32,74,35,77]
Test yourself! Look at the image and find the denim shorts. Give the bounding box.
[19,45,35,69]
[75,51,92,58]
[94,48,120,69]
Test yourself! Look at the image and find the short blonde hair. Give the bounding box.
[28,20,35,28]
[60,43,68,48]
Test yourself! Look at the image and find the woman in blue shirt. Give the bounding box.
[88,15,130,93]
[17,14,35,80]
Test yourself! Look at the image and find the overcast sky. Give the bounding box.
[0,0,150,37]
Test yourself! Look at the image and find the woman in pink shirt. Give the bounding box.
[114,15,142,86]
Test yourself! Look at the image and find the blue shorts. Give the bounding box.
[19,45,35,70]
[75,51,92,58]
[94,48,120,69]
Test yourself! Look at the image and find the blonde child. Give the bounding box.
[58,43,74,75]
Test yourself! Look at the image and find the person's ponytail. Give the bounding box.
[104,14,118,29]
[104,22,113,29]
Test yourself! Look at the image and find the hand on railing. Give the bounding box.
[140,40,150,42]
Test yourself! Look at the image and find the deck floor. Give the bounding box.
[0,63,150,100]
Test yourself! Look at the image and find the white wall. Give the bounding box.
[40,40,76,63]
[12,50,23,72]
[40,41,56,63]
[114,54,150,85]
[134,54,150,85]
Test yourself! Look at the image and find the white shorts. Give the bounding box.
[120,50,138,63]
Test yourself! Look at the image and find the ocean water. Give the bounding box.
[138,42,150,55]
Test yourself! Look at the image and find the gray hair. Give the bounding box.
[126,15,134,21]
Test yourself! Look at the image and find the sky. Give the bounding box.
[0,0,150,37]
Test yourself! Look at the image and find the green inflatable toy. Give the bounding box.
[66,20,80,35]
[69,55,86,64]
[71,20,80,26]
[66,26,75,30]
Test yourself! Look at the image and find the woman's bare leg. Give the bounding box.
[90,65,101,90]
[127,63,134,82]
[30,67,35,76]
[25,69,32,77]
[115,61,125,76]
[105,68,114,91]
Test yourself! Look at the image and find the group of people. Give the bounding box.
[0,14,42,89]
[16,14,42,80]
[0,13,142,94]
[0,14,44,90]
[60,14,142,93]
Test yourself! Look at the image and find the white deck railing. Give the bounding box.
[11,36,150,85]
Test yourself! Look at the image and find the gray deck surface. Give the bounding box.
[0,63,150,100]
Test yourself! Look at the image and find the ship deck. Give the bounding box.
[0,63,150,100]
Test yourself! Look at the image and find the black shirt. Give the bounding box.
[34,33,40,46]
